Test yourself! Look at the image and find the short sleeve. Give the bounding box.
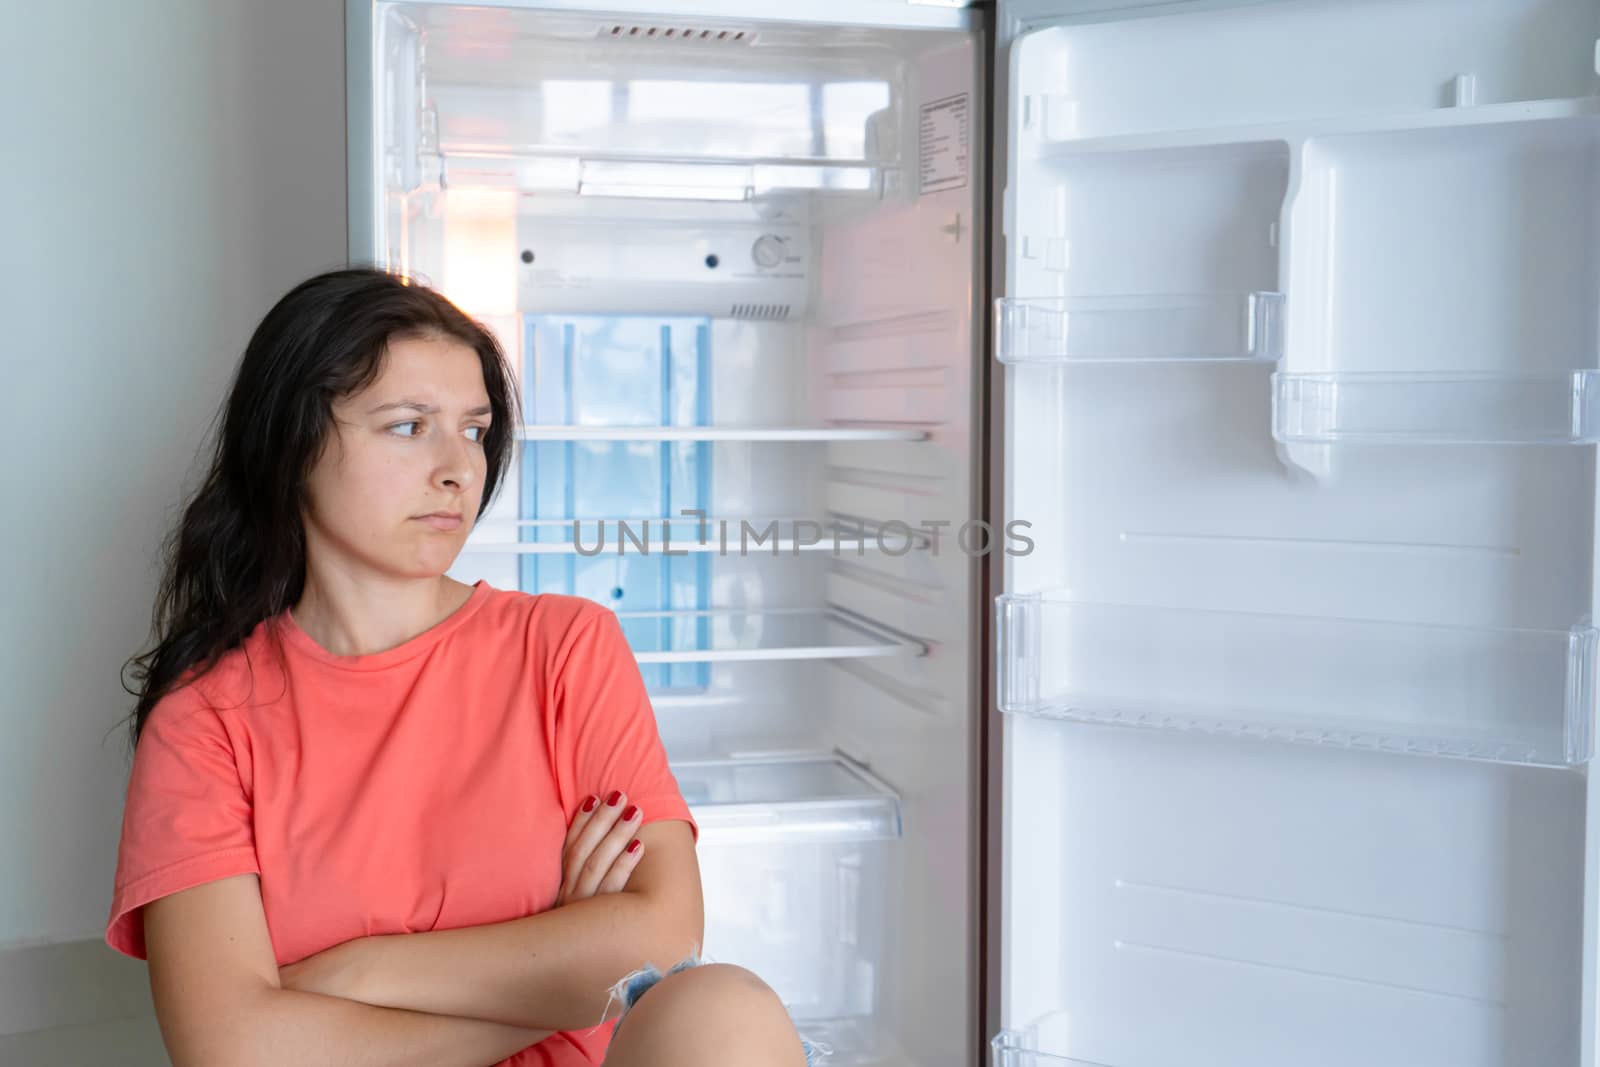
[551,607,698,843]
[105,683,261,960]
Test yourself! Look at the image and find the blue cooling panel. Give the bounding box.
[519,315,712,692]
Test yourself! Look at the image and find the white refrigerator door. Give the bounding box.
[989,1,1600,1065]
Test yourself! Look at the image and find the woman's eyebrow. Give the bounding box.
[366,399,493,416]
[367,400,434,414]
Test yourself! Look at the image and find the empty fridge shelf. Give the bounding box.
[1272,371,1600,444]
[444,153,888,202]
[516,425,928,442]
[996,592,1598,767]
[676,752,903,844]
[995,292,1283,364]
[619,606,924,664]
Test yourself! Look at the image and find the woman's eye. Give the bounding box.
[390,421,421,437]
[466,426,487,443]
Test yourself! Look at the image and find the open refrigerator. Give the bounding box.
[346,0,1600,1064]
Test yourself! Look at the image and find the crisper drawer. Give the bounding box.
[992,1015,1117,1066]
[993,1023,1107,1066]
[677,753,902,1063]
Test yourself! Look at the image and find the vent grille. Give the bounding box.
[731,303,791,321]
[602,23,755,43]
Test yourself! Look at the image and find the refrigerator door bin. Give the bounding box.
[995,292,1284,365]
[1281,113,1600,399]
[996,592,1598,768]
[1272,371,1600,445]
[680,753,903,1064]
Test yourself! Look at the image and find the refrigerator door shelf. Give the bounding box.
[618,606,926,664]
[996,592,1599,768]
[1272,370,1600,446]
[1022,95,1600,159]
[463,517,930,556]
[515,425,929,442]
[995,292,1283,365]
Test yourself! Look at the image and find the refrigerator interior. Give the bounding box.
[363,5,984,1065]
[995,1,1600,1065]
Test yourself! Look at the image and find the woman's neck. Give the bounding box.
[289,573,474,657]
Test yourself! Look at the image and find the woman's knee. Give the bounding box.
[605,962,806,1067]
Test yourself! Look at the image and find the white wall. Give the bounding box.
[0,0,346,1043]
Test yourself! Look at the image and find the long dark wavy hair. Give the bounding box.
[117,267,522,756]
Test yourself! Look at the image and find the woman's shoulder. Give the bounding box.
[472,586,618,672]
[477,585,610,634]
[157,617,289,720]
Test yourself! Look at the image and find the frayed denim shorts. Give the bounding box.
[600,952,831,1066]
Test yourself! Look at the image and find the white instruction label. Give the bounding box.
[919,93,970,195]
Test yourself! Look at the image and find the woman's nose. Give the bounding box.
[432,436,475,490]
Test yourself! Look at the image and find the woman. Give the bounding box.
[107,268,820,1067]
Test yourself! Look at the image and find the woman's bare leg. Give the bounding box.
[602,963,809,1067]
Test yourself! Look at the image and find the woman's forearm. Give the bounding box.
[346,889,698,1034]
[219,984,552,1067]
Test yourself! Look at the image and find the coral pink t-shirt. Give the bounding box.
[105,581,698,1066]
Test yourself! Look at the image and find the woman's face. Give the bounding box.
[302,333,493,582]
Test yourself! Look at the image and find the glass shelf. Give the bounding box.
[1272,371,1600,444]
[996,592,1598,768]
[676,753,903,844]
[516,424,928,442]
[995,292,1283,365]
[619,607,923,664]
[462,517,928,556]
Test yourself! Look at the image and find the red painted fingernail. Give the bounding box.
[606,790,622,807]
[622,805,639,822]
[582,796,597,813]
[626,840,642,854]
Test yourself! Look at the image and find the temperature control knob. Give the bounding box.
[751,234,786,269]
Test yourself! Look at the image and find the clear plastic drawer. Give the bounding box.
[678,754,903,1063]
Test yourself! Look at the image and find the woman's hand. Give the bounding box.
[556,790,645,907]
[279,936,372,1000]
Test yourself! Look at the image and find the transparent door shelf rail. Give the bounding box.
[675,752,903,845]
[1272,371,1600,444]
[462,518,929,556]
[995,291,1283,364]
[995,593,1598,767]
[619,606,924,664]
[516,425,928,442]
[1024,94,1600,158]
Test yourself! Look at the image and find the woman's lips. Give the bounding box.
[415,514,463,531]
